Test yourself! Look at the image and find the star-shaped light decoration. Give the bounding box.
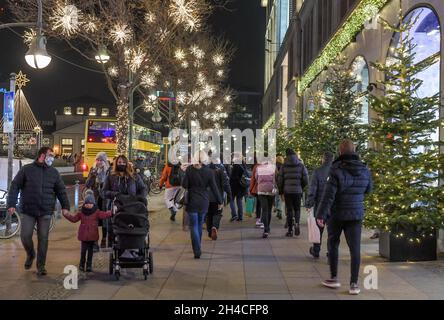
[16,71,30,89]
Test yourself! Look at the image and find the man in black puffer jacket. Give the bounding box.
[316,140,372,295]
[7,147,70,276]
[278,148,308,237]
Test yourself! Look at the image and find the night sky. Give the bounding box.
[0,0,265,122]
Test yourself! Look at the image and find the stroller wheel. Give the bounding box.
[149,252,154,274]
[108,253,114,275]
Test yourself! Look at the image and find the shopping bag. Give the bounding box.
[307,214,321,244]
[245,196,255,217]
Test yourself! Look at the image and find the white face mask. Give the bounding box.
[45,155,55,167]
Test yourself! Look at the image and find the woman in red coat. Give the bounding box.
[63,190,111,272]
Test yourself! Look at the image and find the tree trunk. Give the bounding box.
[116,85,130,156]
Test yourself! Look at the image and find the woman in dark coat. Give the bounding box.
[229,154,248,221]
[102,155,147,245]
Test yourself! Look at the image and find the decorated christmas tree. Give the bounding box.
[321,56,368,154]
[364,11,444,237]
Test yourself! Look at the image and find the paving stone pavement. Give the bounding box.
[1,192,444,300]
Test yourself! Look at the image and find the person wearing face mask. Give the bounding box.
[7,147,71,276]
[102,155,148,246]
[85,152,110,248]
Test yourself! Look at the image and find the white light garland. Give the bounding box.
[213,53,224,66]
[169,0,201,32]
[141,73,156,88]
[50,3,83,37]
[108,66,118,77]
[175,48,186,61]
[110,23,132,45]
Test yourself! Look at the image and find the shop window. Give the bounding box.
[89,107,97,116]
[351,56,369,124]
[101,108,109,117]
[76,107,84,115]
[64,107,72,115]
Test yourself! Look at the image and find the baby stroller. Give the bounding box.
[109,194,153,280]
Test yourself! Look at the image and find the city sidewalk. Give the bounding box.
[1,193,444,300]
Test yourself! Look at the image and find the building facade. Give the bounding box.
[226,90,263,131]
[261,0,443,149]
[51,96,115,157]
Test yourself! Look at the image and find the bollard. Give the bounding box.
[74,180,80,212]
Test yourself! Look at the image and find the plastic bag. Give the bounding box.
[307,214,321,244]
[245,196,255,217]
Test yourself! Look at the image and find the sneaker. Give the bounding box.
[37,267,47,276]
[262,232,269,238]
[194,251,201,259]
[349,283,361,295]
[211,227,218,241]
[294,223,300,236]
[24,253,35,270]
[309,246,319,258]
[285,231,293,237]
[255,219,262,227]
[230,216,238,222]
[260,224,264,229]
[322,278,341,289]
[370,232,379,240]
[79,264,85,272]
[86,266,93,273]
[170,214,176,222]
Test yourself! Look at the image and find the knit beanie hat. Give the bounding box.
[96,152,108,162]
[285,148,296,156]
[84,189,96,205]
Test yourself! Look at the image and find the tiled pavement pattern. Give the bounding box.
[1,192,444,300]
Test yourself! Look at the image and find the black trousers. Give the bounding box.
[258,195,274,233]
[80,241,95,268]
[206,202,223,235]
[284,193,302,231]
[327,219,362,284]
[255,196,262,219]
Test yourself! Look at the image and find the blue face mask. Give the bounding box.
[45,156,55,167]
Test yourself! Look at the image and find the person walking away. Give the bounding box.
[102,155,147,245]
[182,151,223,258]
[85,152,110,249]
[316,139,372,295]
[249,158,263,228]
[250,155,277,238]
[274,155,284,220]
[207,156,232,240]
[159,160,182,221]
[278,148,308,237]
[63,190,112,272]
[229,154,248,222]
[305,151,334,258]
[7,147,70,276]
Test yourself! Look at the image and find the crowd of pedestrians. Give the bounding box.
[6,137,372,295]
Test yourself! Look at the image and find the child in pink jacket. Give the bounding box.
[63,190,112,272]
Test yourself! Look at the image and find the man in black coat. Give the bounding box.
[278,148,309,237]
[7,147,70,275]
[306,151,334,258]
[316,140,372,295]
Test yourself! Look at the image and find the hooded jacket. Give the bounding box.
[305,160,333,212]
[316,153,372,221]
[63,205,112,242]
[278,155,309,195]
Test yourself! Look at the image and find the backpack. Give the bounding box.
[257,163,276,194]
[239,165,251,189]
[168,165,181,186]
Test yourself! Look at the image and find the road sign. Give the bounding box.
[3,91,14,133]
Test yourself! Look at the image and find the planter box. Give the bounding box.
[379,229,437,262]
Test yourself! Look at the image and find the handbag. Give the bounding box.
[174,187,188,208]
[307,213,321,244]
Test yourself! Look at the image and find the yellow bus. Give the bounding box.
[82,118,162,177]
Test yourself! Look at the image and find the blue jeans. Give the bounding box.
[274,195,282,213]
[188,211,207,255]
[229,196,244,219]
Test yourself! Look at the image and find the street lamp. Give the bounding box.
[152,107,162,123]
[24,0,51,70]
[25,34,51,69]
[95,46,110,64]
